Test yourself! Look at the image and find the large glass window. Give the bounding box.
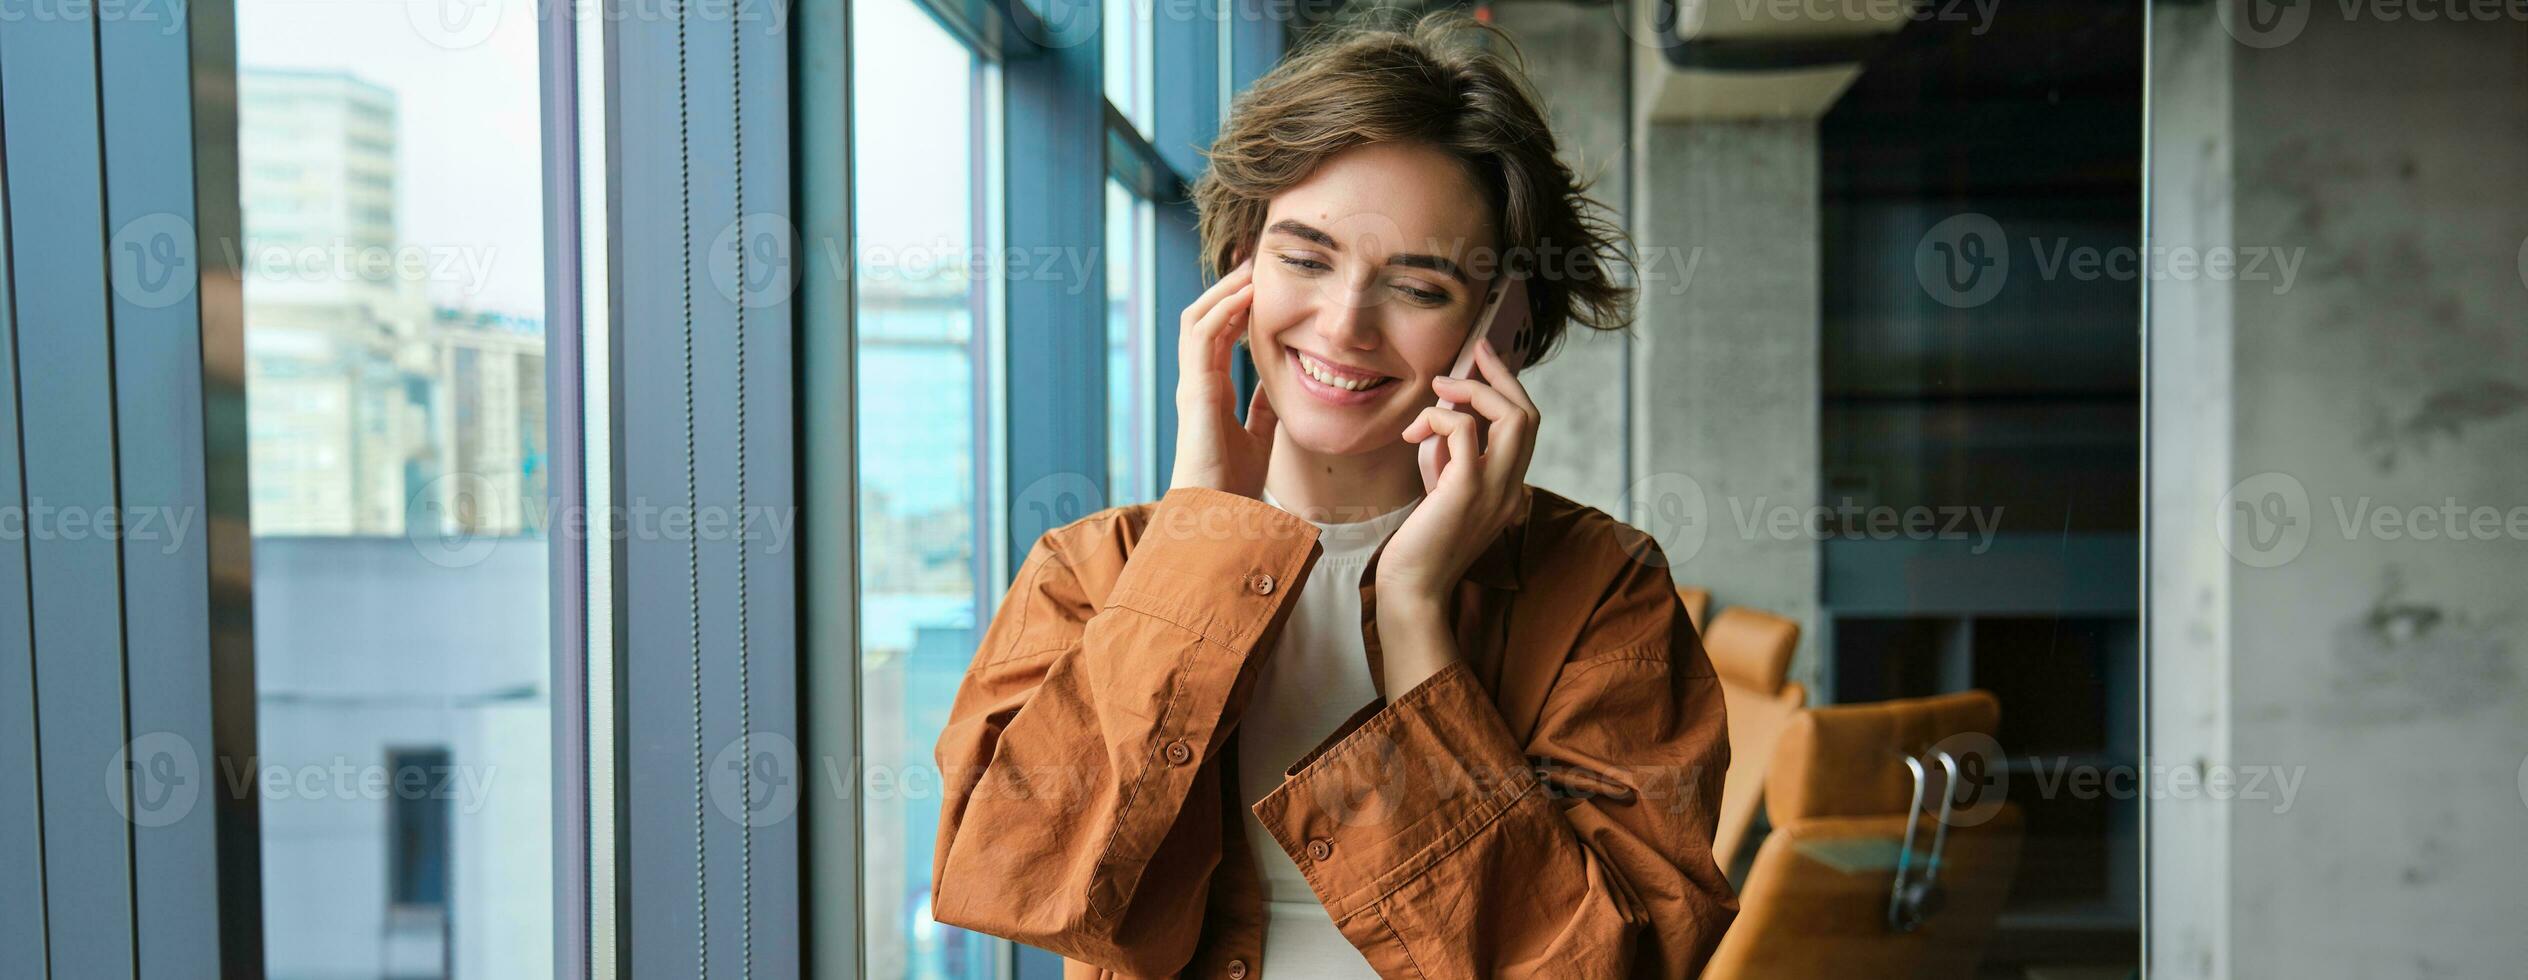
[236,1,553,976]
[1103,0,1155,133]
[1105,176,1157,504]
[853,0,1002,975]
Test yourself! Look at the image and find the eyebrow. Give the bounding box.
[1265,219,1470,285]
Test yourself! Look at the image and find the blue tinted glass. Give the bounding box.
[236,2,554,976]
[854,0,999,975]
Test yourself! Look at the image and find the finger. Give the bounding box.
[1181,282,1254,381]
[1243,380,1280,441]
[1430,375,1527,429]
[1471,336,1536,417]
[1180,257,1255,334]
[1402,405,1444,443]
[1432,377,1532,473]
[1427,409,1483,487]
[1410,407,1458,445]
[1208,283,1255,375]
[1470,337,1540,473]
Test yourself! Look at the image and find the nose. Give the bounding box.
[1310,275,1384,353]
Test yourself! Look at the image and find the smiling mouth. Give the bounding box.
[1291,348,1397,392]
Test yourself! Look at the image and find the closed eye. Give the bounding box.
[1392,281,1449,305]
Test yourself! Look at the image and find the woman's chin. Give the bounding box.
[1279,409,1407,458]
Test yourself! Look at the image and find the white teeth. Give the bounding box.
[1300,353,1386,392]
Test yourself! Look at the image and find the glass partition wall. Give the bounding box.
[0,0,1260,973]
[850,0,1002,972]
[234,2,559,976]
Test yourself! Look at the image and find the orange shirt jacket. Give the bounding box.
[931,485,1738,978]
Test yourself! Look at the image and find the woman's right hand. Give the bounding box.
[1167,257,1279,499]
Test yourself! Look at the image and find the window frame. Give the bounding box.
[603,0,804,975]
[802,0,1283,975]
[0,0,268,971]
[0,0,1281,973]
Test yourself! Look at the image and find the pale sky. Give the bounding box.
[240,0,551,318]
[237,0,988,319]
[852,0,981,262]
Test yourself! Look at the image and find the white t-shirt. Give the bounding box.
[1239,488,1422,979]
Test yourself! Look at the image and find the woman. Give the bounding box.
[932,12,1734,978]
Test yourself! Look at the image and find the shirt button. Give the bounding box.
[1227,959,1249,979]
[1163,738,1193,766]
[1247,571,1275,595]
[1305,837,1333,861]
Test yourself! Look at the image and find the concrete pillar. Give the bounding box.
[2143,7,2238,966]
[1631,119,1821,679]
[1490,4,1636,516]
[2147,6,2528,976]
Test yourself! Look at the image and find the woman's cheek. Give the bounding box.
[1250,280,1307,342]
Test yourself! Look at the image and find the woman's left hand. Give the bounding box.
[1381,335,1538,611]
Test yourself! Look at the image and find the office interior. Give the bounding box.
[0,0,2519,978]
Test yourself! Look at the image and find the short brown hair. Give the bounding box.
[1192,10,1635,368]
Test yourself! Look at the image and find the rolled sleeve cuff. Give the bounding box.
[1249,660,1542,920]
[1109,486,1322,652]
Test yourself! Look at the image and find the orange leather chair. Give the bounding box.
[1677,585,1711,633]
[1704,690,2024,979]
[1703,606,1805,876]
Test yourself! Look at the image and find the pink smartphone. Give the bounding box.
[1418,273,1530,492]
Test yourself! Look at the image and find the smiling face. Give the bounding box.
[1244,141,1502,458]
